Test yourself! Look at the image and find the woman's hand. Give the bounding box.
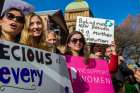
[110,41,117,55]
[134,68,140,83]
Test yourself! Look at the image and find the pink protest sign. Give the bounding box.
[66,55,115,93]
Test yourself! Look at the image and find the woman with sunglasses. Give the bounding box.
[65,31,92,93]
[89,44,104,59]
[0,7,25,42]
[65,31,85,56]
[65,32,117,93]
[88,42,118,74]
[20,13,47,49]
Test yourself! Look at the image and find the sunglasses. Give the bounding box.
[5,13,25,23]
[70,38,84,44]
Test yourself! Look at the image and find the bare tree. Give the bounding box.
[115,26,140,61]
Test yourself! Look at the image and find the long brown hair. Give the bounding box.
[66,31,94,65]
[65,31,86,56]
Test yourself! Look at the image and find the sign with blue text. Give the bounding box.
[0,40,73,93]
[76,16,115,44]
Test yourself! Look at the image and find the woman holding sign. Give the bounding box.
[88,42,118,74]
[65,31,115,93]
[65,31,89,93]
[20,13,47,49]
[0,7,25,42]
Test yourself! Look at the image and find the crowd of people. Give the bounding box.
[0,7,140,93]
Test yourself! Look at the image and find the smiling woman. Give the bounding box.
[0,7,25,42]
[65,31,86,56]
[20,13,47,50]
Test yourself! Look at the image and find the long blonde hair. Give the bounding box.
[20,13,47,50]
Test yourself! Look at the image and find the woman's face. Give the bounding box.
[29,16,43,37]
[106,47,112,57]
[1,10,24,36]
[68,33,84,52]
[94,52,102,58]
[94,45,103,58]
[46,33,57,45]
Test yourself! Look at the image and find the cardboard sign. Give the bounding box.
[0,40,73,93]
[66,55,115,93]
[76,16,114,44]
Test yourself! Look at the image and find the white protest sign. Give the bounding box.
[0,40,73,93]
[76,16,115,44]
